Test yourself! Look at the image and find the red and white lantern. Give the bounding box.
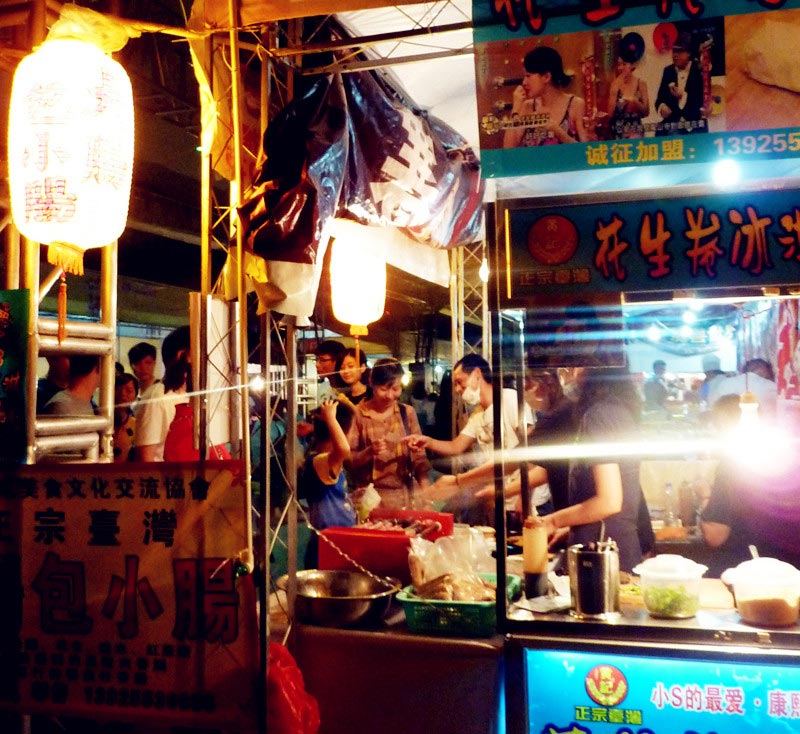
[8,38,134,275]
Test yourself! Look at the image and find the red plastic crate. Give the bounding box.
[317,509,453,584]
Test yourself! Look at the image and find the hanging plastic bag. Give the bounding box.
[267,642,320,734]
[353,482,382,523]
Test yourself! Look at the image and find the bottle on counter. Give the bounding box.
[522,514,548,598]
[664,482,680,527]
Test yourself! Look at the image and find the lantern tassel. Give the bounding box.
[57,274,67,344]
[48,242,85,276]
[350,326,368,376]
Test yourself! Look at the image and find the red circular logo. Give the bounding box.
[527,214,579,265]
[585,664,629,707]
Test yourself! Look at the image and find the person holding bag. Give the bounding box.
[348,358,431,510]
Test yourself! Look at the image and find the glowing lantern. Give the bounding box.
[329,219,386,356]
[8,37,134,276]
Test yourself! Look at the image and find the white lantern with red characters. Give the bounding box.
[329,219,387,358]
[8,37,134,275]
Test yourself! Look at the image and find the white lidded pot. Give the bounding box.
[632,554,708,619]
[721,557,800,627]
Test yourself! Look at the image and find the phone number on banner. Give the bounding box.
[482,128,800,177]
[585,130,800,168]
[713,130,800,156]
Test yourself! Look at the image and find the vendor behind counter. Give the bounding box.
[639,459,718,529]
[640,395,800,578]
[699,448,800,577]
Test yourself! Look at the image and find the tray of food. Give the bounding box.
[397,573,522,637]
[318,509,453,584]
[363,508,454,537]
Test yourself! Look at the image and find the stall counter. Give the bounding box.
[292,616,504,734]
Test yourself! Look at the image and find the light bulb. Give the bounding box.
[739,391,759,426]
[712,159,741,189]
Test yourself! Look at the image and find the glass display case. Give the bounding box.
[488,188,800,716]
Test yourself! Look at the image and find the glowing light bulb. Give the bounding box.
[712,159,741,189]
[249,374,266,392]
[479,258,490,283]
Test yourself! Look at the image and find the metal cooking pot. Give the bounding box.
[277,569,402,628]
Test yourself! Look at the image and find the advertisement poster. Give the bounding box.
[524,646,800,733]
[473,1,800,177]
[0,461,257,728]
[497,184,800,307]
[0,289,28,465]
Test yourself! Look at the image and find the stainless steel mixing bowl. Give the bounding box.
[277,569,402,628]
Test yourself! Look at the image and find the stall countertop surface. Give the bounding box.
[273,579,800,648]
[509,577,800,643]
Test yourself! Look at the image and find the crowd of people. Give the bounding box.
[301,343,790,577]
[37,328,795,578]
[37,325,225,464]
[301,341,656,572]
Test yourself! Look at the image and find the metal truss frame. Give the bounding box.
[205,5,492,650]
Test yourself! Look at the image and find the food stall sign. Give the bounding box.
[496,184,800,308]
[0,290,28,465]
[0,462,257,727]
[519,645,800,734]
[473,1,797,39]
[472,1,800,178]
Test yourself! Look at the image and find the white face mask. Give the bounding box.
[460,376,481,406]
[563,380,581,402]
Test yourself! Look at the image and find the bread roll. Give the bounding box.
[744,20,800,94]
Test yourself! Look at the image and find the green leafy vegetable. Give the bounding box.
[643,584,699,618]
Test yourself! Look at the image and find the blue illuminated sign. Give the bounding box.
[499,187,800,305]
[524,647,800,733]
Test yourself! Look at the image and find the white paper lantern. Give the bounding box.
[329,219,386,335]
[8,38,134,275]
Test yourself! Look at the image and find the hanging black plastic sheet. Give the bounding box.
[238,71,484,316]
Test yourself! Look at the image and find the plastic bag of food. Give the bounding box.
[353,483,381,523]
[408,526,494,588]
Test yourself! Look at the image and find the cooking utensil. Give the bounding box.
[567,541,620,621]
[277,569,402,628]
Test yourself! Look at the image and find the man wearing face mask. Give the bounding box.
[406,354,539,520]
[474,365,581,517]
